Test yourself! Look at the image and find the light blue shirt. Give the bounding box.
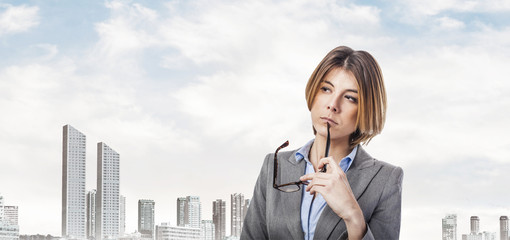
[295,139,358,240]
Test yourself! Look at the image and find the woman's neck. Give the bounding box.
[309,135,352,171]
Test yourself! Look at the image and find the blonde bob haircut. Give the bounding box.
[305,46,387,146]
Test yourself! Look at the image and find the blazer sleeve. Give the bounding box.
[362,166,404,240]
[241,154,271,240]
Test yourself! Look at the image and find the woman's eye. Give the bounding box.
[346,95,358,103]
[321,86,331,92]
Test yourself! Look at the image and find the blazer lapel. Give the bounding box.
[279,150,306,240]
[313,146,382,239]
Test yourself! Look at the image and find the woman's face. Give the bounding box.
[310,67,359,142]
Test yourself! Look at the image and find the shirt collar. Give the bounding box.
[295,139,358,172]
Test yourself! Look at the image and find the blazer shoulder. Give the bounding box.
[373,158,404,186]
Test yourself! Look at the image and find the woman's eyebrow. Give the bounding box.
[346,89,358,93]
[324,80,334,87]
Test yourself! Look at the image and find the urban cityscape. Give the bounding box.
[0,125,250,240]
[442,214,509,240]
[1,125,510,240]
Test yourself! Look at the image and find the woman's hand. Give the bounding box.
[300,156,367,239]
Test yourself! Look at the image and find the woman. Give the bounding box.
[241,46,403,240]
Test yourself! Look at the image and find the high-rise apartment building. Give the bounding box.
[0,195,19,240]
[177,198,186,227]
[95,142,120,240]
[86,190,96,239]
[442,214,457,240]
[120,195,126,236]
[201,220,215,240]
[62,124,87,239]
[231,193,245,237]
[138,199,155,238]
[501,216,509,240]
[212,199,226,240]
[471,216,480,234]
[184,196,201,228]
[3,206,18,227]
[462,216,482,240]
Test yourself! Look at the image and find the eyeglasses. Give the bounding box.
[273,123,331,193]
[273,140,308,193]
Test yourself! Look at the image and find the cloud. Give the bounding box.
[436,16,465,30]
[92,0,160,61]
[0,4,39,35]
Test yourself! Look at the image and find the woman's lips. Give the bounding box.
[320,117,338,125]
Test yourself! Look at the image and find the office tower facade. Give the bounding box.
[471,216,480,234]
[138,199,155,238]
[62,125,87,239]
[177,198,186,227]
[3,206,18,226]
[86,190,96,239]
[155,223,200,240]
[95,142,120,240]
[231,193,245,237]
[212,199,226,240]
[501,216,509,240]
[120,195,126,236]
[184,196,201,228]
[0,195,19,240]
[201,220,215,240]
[442,214,457,240]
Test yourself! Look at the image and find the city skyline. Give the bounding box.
[2,1,510,239]
[442,214,510,240]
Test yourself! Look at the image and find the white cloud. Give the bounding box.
[395,0,510,17]
[0,4,39,35]
[436,16,465,30]
[93,1,159,60]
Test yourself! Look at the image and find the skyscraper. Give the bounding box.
[212,199,226,240]
[231,193,245,237]
[0,195,19,240]
[462,216,482,240]
[184,196,201,228]
[177,197,186,227]
[138,199,155,238]
[442,214,457,240]
[86,190,96,239]
[501,216,509,240]
[62,124,87,239]
[95,142,120,240]
[120,195,126,236]
[3,206,18,226]
[471,216,480,234]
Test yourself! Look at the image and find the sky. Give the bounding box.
[1,0,510,239]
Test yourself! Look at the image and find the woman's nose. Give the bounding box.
[327,96,341,113]
[327,104,338,113]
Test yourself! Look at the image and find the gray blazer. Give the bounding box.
[241,145,403,240]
